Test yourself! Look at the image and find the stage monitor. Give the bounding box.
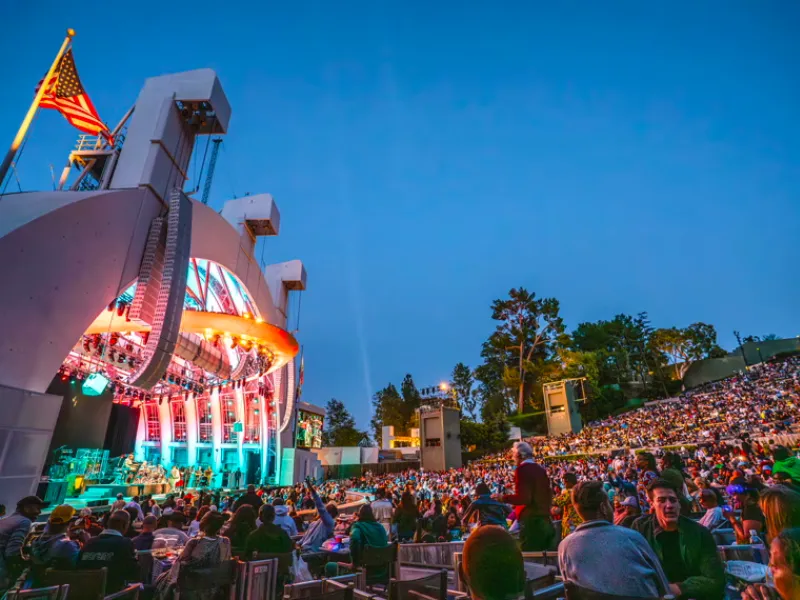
[296,410,324,449]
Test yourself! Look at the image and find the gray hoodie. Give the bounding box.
[273,505,298,537]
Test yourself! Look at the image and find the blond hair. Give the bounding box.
[761,485,800,542]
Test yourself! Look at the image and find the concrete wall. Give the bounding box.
[0,384,63,510]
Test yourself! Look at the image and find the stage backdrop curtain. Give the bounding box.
[105,404,140,457]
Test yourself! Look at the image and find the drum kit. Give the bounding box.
[112,454,167,484]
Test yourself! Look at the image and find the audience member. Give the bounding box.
[132,515,158,551]
[371,488,394,536]
[272,499,298,538]
[0,495,45,588]
[698,489,727,531]
[461,526,525,600]
[30,504,80,582]
[503,441,553,551]
[559,481,670,598]
[77,510,140,593]
[154,512,190,546]
[743,528,800,600]
[553,472,583,538]
[461,482,511,529]
[633,479,725,600]
[233,485,263,512]
[221,505,257,549]
[245,505,293,556]
[760,486,800,543]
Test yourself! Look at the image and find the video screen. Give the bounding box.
[296,410,324,448]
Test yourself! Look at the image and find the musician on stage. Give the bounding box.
[169,465,180,491]
[123,454,138,484]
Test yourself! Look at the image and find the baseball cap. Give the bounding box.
[49,504,76,525]
[621,496,639,508]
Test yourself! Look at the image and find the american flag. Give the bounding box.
[37,49,112,143]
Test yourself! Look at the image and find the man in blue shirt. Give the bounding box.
[462,483,511,529]
[0,495,45,590]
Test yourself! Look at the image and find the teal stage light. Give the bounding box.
[83,373,109,396]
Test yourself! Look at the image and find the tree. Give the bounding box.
[450,363,475,418]
[322,399,369,447]
[649,322,722,381]
[485,288,565,414]
[370,374,422,442]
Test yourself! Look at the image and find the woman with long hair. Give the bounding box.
[743,528,800,600]
[761,485,800,543]
[221,504,257,549]
[154,512,232,600]
[393,492,418,542]
[188,506,211,538]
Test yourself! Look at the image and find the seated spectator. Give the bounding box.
[349,504,388,566]
[462,482,512,529]
[633,479,725,600]
[132,515,158,551]
[187,506,210,538]
[300,480,337,553]
[272,499,298,538]
[153,512,231,600]
[125,496,144,521]
[154,512,189,546]
[77,510,140,593]
[614,496,641,528]
[222,505,257,549]
[698,489,727,531]
[559,481,670,598]
[725,477,766,543]
[0,495,45,588]
[30,504,80,582]
[245,505,293,556]
[446,512,464,541]
[761,486,800,543]
[461,526,525,600]
[743,527,800,600]
[290,506,305,534]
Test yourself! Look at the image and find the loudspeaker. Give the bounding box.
[36,479,68,507]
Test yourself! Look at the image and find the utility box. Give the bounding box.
[543,379,584,436]
[418,402,462,471]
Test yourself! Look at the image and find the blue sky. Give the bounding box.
[2,1,798,427]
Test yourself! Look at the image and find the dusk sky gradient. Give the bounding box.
[2,1,798,427]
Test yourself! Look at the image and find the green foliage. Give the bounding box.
[370,374,422,441]
[507,412,547,435]
[460,414,512,454]
[450,363,476,418]
[650,322,722,381]
[323,399,370,447]
[483,287,565,414]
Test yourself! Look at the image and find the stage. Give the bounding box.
[83,482,170,499]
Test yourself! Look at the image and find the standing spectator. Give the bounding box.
[553,473,583,538]
[559,481,670,598]
[272,499,298,538]
[633,479,725,600]
[78,511,140,593]
[393,492,418,542]
[502,442,553,551]
[461,483,511,529]
[125,496,145,521]
[111,494,127,513]
[371,488,394,536]
[233,485,263,512]
[0,495,45,588]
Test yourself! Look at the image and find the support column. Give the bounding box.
[234,386,245,472]
[159,398,173,464]
[210,388,222,471]
[185,393,198,467]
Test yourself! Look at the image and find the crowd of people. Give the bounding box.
[2,357,800,599]
[528,358,800,455]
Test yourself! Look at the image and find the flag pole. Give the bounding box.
[0,28,75,191]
